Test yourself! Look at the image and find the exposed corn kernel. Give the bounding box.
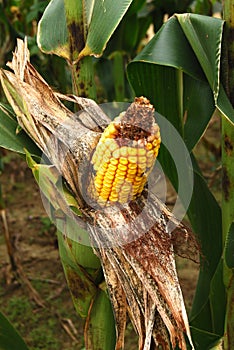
[146,142,153,150]
[119,157,129,165]
[89,98,161,206]
[138,148,146,156]
[128,147,137,156]
[128,156,137,164]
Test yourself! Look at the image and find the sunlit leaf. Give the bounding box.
[38,0,133,60]
[176,13,234,124]
[80,0,133,57]
[37,0,69,59]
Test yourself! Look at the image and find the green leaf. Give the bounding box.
[175,13,234,124]
[188,157,222,326]
[81,0,134,57]
[225,222,234,269]
[38,0,134,59]
[210,259,226,335]
[127,15,216,148]
[85,288,116,350]
[0,105,41,157]
[0,311,29,350]
[37,0,70,59]
[190,326,222,350]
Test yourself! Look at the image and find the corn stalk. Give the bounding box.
[222,1,234,348]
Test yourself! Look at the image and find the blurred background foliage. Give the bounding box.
[0,0,222,102]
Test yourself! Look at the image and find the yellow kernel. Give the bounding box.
[103,179,113,186]
[146,142,153,150]
[102,155,111,164]
[116,166,126,173]
[128,147,137,156]
[127,168,137,175]
[100,190,111,196]
[128,156,137,163]
[110,158,118,165]
[105,172,115,180]
[154,148,159,157]
[108,123,118,135]
[116,173,126,180]
[113,179,124,186]
[138,148,146,156]
[109,141,119,152]
[153,139,160,147]
[119,157,128,165]
[138,156,147,164]
[100,195,109,201]
[135,176,143,182]
[118,164,127,172]
[147,150,154,158]
[109,196,118,202]
[94,175,103,183]
[121,187,131,194]
[103,182,113,189]
[93,153,102,163]
[108,163,117,170]
[126,175,135,182]
[120,146,128,157]
[113,149,120,158]
[128,163,137,170]
[94,183,103,191]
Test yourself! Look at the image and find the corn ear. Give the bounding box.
[89,97,161,206]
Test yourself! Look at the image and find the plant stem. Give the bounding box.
[64,0,96,99]
[222,1,234,348]
[112,51,125,101]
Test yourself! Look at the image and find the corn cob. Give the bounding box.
[89,97,161,207]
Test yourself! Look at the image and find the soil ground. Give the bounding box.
[0,113,220,349]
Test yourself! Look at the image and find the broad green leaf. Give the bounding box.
[85,288,116,350]
[38,0,133,59]
[188,156,222,325]
[176,14,222,91]
[176,13,234,124]
[210,259,226,335]
[190,327,222,349]
[0,311,29,350]
[225,222,234,268]
[80,0,133,57]
[127,15,216,148]
[183,75,215,151]
[37,0,69,59]
[0,106,41,157]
